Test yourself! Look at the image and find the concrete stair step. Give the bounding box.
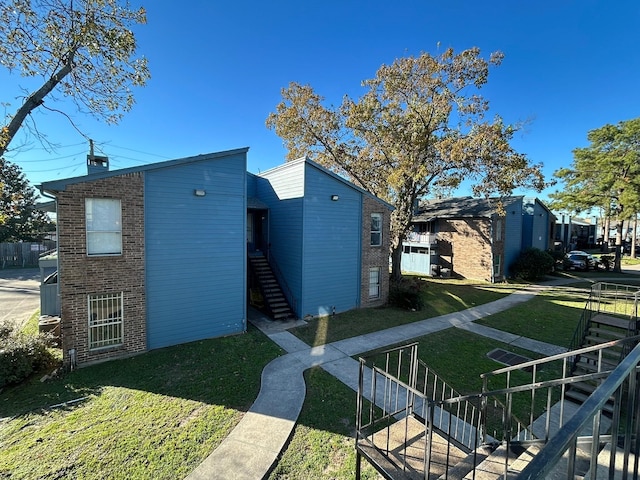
[437,445,494,480]
[588,327,626,339]
[591,314,633,330]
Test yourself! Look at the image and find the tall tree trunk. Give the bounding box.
[390,235,404,282]
[614,220,623,273]
[632,215,638,259]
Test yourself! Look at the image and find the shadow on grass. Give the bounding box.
[291,278,520,347]
[0,324,282,419]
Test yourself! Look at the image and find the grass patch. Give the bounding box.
[361,329,562,439]
[0,325,282,479]
[269,367,382,480]
[292,278,521,346]
[20,309,41,336]
[475,286,587,348]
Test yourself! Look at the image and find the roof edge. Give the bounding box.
[40,147,250,194]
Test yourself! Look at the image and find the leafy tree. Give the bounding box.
[550,118,640,272]
[0,0,150,157]
[0,157,54,242]
[267,48,545,280]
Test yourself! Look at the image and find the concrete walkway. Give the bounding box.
[184,277,619,480]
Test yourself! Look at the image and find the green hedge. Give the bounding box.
[0,324,56,388]
[510,247,555,281]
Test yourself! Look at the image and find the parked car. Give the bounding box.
[567,251,598,269]
[564,251,596,271]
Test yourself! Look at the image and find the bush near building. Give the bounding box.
[0,323,57,388]
[510,247,555,281]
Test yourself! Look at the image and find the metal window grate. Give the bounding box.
[88,292,123,350]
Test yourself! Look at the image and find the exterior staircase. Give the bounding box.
[564,283,640,415]
[248,253,295,321]
[355,282,640,480]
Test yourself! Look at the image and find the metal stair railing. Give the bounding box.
[357,337,640,480]
[517,341,640,480]
[355,344,535,479]
[568,282,640,372]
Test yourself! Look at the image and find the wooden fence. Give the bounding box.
[0,241,57,268]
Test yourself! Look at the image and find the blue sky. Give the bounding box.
[2,0,639,202]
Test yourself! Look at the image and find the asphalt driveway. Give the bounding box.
[0,268,41,330]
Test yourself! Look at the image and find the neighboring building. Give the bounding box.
[401,196,555,282]
[553,214,598,251]
[39,149,392,367]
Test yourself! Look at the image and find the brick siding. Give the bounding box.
[436,218,498,282]
[361,196,390,307]
[57,173,146,366]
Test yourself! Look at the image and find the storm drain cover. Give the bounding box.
[487,348,532,371]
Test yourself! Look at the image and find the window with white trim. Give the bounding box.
[369,267,381,299]
[88,293,123,350]
[371,213,382,246]
[495,219,502,241]
[493,254,501,277]
[86,198,122,255]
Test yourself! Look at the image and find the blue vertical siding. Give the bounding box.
[301,164,361,316]
[530,200,550,250]
[256,163,305,314]
[503,198,524,276]
[247,172,257,197]
[145,152,247,349]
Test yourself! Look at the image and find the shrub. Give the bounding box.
[510,247,555,281]
[599,255,614,271]
[0,323,56,389]
[389,276,426,310]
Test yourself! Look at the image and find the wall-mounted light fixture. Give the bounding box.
[331,195,339,201]
[194,189,206,197]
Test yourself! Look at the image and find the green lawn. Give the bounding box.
[291,278,522,346]
[0,326,282,479]
[273,328,564,476]
[475,285,587,347]
[268,367,383,480]
[3,273,637,478]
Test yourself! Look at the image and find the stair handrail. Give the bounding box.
[266,253,297,316]
[483,335,640,382]
[356,338,640,479]
[358,344,533,452]
[516,341,640,479]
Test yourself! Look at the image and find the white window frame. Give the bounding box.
[86,198,122,256]
[369,267,381,299]
[371,213,382,247]
[493,254,502,277]
[88,292,124,350]
[495,218,502,241]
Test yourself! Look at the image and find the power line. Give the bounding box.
[23,161,85,173]
[11,151,85,162]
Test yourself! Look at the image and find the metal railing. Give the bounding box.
[569,282,640,371]
[356,337,640,479]
[404,232,437,245]
[355,344,533,479]
[518,341,640,479]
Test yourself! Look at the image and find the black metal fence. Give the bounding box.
[0,241,57,268]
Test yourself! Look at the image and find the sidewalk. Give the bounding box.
[185,279,580,480]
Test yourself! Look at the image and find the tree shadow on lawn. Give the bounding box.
[0,323,282,419]
[291,279,519,347]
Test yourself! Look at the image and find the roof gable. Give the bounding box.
[257,157,394,211]
[40,147,249,193]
